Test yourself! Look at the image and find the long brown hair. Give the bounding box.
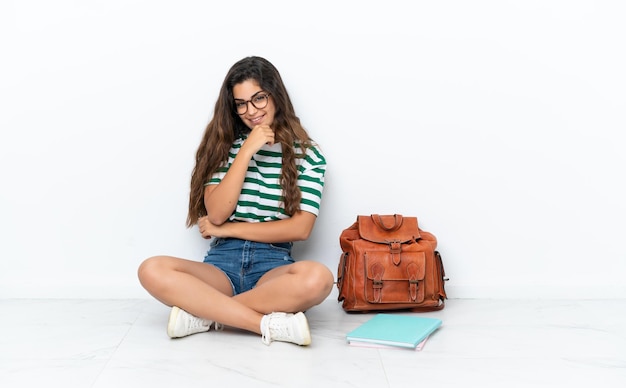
[187,56,313,227]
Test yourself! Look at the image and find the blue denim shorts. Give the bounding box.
[203,238,295,295]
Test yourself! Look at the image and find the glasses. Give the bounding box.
[234,92,271,115]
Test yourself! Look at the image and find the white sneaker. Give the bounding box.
[260,312,311,346]
[167,306,219,338]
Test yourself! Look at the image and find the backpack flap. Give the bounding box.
[364,250,426,304]
[357,214,421,244]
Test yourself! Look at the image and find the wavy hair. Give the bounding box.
[187,56,313,227]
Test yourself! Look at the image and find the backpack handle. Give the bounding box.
[371,214,403,232]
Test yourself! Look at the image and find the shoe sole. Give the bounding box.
[167,306,181,338]
[294,312,312,346]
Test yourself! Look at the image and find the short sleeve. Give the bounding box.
[297,143,326,216]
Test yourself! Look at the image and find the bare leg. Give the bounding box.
[234,260,335,314]
[138,255,264,333]
[138,256,335,335]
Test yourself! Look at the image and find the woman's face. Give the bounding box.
[233,80,276,129]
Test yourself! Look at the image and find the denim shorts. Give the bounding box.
[203,238,295,296]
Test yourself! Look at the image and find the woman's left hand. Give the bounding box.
[198,216,217,239]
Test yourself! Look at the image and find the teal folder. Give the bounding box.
[346,314,442,349]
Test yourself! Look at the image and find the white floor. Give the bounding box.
[1,294,625,388]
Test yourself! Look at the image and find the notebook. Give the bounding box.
[346,314,442,349]
[348,336,429,351]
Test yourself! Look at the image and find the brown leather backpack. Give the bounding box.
[337,214,448,312]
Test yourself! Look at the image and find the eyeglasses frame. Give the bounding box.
[234,91,272,115]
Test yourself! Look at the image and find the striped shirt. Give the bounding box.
[206,137,326,223]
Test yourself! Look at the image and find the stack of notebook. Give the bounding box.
[346,313,442,350]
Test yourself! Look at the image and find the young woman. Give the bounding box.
[138,56,334,346]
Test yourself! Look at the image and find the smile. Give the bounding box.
[249,115,264,124]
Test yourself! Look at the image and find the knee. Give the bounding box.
[299,262,334,302]
[137,256,168,290]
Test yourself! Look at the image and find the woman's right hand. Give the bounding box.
[241,125,275,155]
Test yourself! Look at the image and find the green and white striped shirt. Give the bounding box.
[207,137,326,222]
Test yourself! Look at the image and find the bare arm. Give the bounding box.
[204,125,275,225]
[198,211,317,243]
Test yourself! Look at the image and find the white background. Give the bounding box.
[1,0,624,299]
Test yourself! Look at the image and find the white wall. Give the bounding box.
[1,1,625,299]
